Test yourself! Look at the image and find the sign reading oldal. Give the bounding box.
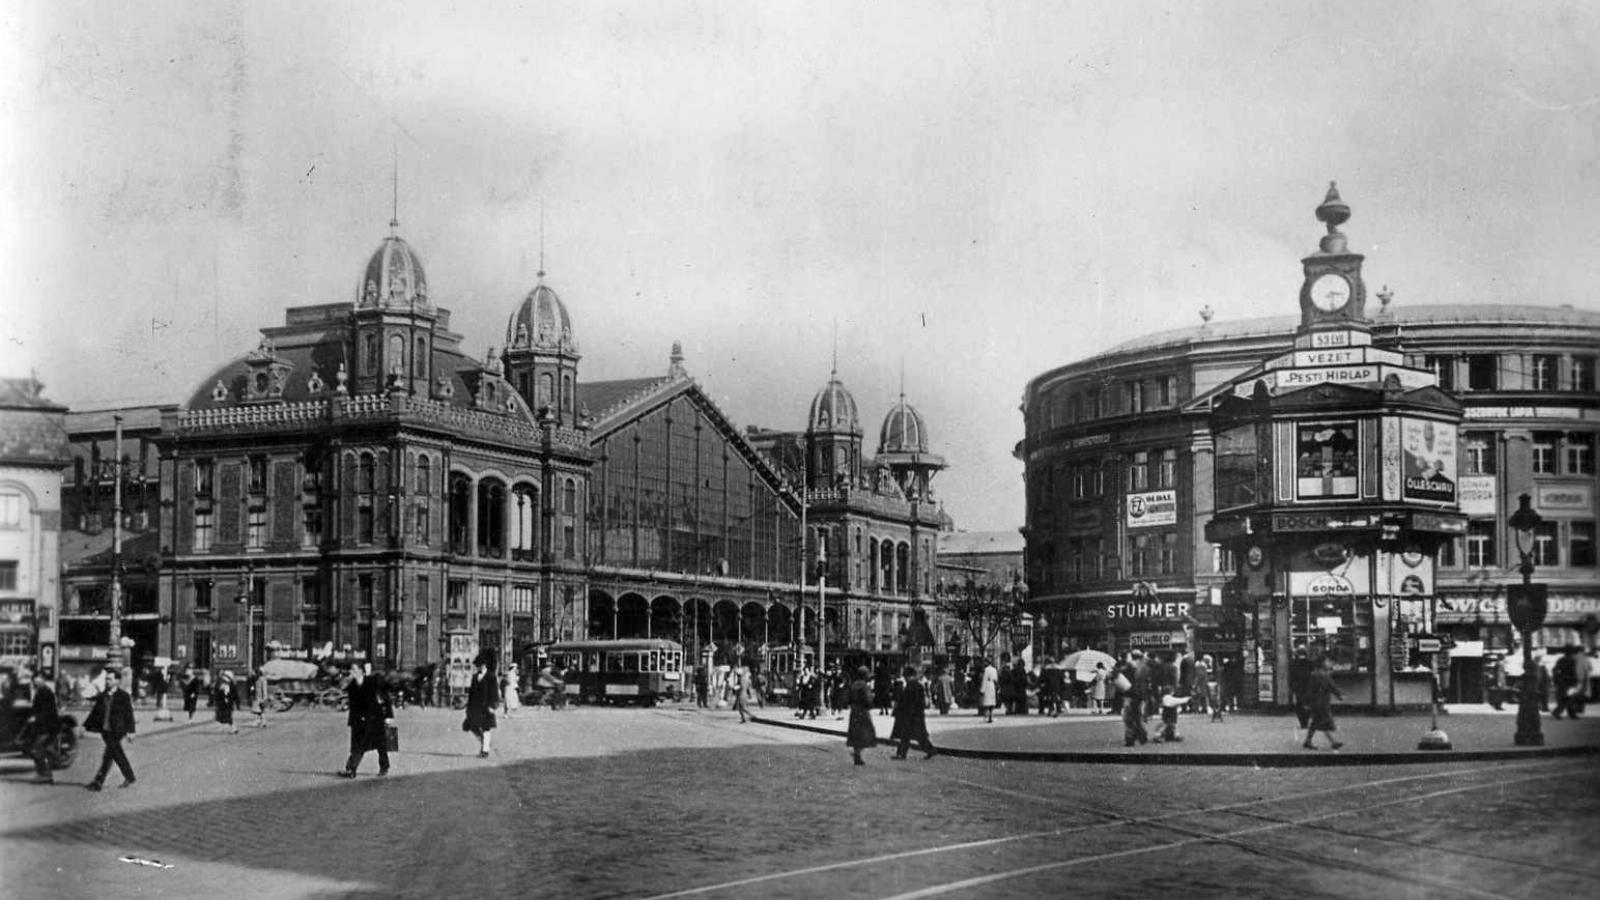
[1126,489,1177,529]
[1401,418,1456,503]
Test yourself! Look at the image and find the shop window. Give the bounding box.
[478,583,502,614]
[1462,432,1496,475]
[1531,433,1558,474]
[1571,522,1595,568]
[1465,355,1497,391]
[1296,423,1358,499]
[0,561,16,591]
[1290,596,1372,673]
[1466,522,1496,569]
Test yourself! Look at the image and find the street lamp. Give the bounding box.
[235,566,259,675]
[1507,493,1547,747]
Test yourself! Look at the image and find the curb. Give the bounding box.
[748,715,1600,768]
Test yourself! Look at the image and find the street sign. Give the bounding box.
[1416,638,1441,652]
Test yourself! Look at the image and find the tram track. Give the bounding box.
[639,756,1597,900]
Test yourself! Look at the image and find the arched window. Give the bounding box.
[388,334,404,373]
[538,373,554,409]
[512,485,538,561]
[357,453,376,543]
[362,334,378,375]
[879,539,894,594]
[414,336,427,379]
[562,374,574,414]
[448,474,472,555]
[563,479,577,515]
[477,479,506,557]
[896,542,910,594]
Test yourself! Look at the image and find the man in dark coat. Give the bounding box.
[87,667,137,790]
[845,666,877,766]
[340,663,395,777]
[464,655,500,758]
[1121,651,1150,748]
[25,669,61,783]
[890,665,936,760]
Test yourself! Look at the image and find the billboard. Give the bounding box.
[1125,489,1177,529]
[1401,419,1457,503]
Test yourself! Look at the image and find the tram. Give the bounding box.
[545,639,685,706]
[761,643,815,705]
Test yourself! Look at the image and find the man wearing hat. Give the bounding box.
[86,667,137,791]
[213,670,239,734]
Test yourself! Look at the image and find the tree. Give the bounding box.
[935,573,1027,662]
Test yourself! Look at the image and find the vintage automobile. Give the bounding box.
[0,683,80,770]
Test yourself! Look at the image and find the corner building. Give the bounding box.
[1018,185,1599,710]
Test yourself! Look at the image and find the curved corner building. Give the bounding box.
[1017,186,1599,710]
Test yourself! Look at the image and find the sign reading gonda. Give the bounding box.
[1126,489,1177,528]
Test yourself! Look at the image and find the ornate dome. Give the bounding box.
[878,397,929,454]
[356,223,429,310]
[808,373,859,434]
[505,273,578,354]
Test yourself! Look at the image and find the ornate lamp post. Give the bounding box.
[1506,493,1547,747]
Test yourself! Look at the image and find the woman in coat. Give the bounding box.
[845,666,877,766]
[339,663,394,777]
[212,671,239,734]
[464,655,500,758]
[978,659,999,723]
[890,666,935,760]
[1302,656,1344,750]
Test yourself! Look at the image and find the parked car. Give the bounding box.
[0,678,80,770]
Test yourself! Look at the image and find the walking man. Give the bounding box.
[890,665,936,760]
[1122,650,1150,747]
[86,668,136,791]
[339,663,394,777]
[845,666,877,766]
[464,654,500,758]
[25,668,61,784]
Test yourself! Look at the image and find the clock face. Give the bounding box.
[1309,273,1351,312]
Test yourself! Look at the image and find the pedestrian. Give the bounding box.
[1090,662,1110,714]
[535,663,563,710]
[182,667,203,720]
[464,655,500,757]
[693,664,709,709]
[149,665,168,714]
[873,667,892,716]
[1150,651,1182,743]
[794,663,818,719]
[1288,644,1312,728]
[249,667,271,728]
[1195,654,1222,722]
[213,671,239,734]
[1040,658,1065,717]
[85,667,137,791]
[339,663,395,777]
[978,657,998,723]
[24,668,61,784]
[750,667,766,710]
[1551,645,1588,719]
[931,666,953,715]
[890,665,936,760]
[729,665,749,723]
[828,662,848,719]
[1122,650,1150,748]
[1302,655,1344,750]
[845,665,877,766]
[501,662,521,717]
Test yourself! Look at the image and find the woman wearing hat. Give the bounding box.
[845,666,877,766]
[464,654,500,758]
[212,670,239,734]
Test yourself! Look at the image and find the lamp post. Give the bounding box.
[1507,493,1547,747]
[106,414,126,674]
[235,565,258,675]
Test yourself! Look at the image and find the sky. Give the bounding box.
[3,1,1598,532]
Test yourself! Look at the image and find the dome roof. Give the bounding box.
[808,374,859,433]
[506,273,578,354]
[357,225,429,311]
[878,397,929,454]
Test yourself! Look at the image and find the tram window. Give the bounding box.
[625,653,640,672]
[648,650,660,672]
[607,653,622,672]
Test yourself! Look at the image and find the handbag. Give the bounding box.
[385,723,400,752]
[1113,673,1132,694]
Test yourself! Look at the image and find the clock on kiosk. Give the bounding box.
[1309,273,1351,313]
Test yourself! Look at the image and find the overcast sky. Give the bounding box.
[3,1,1598,532]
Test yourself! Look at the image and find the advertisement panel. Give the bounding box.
[1125,489,1177,529]
[1401,419,1457,503]
[1458,475,1497,516]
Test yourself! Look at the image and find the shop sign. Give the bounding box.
[1401,419,1457,503]
[1279,365,1379,389]
[1306,574,1354,595]
[1292,348,1365,367]
[1458,476,1497,516]
[1068,433,1111,449]
[1129,631,1185,648]
[1273,512,1377,532]
[1126,490,1177,529]
[1536,483,1592,512]
[1067,507,1102,534]
[1469,405,1593,420]
[1106,600,1193,621]
[1410,512,1466,534]
[0,599,34,628]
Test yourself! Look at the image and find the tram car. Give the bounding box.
[761,643,815,706]
[545,639,685,706]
